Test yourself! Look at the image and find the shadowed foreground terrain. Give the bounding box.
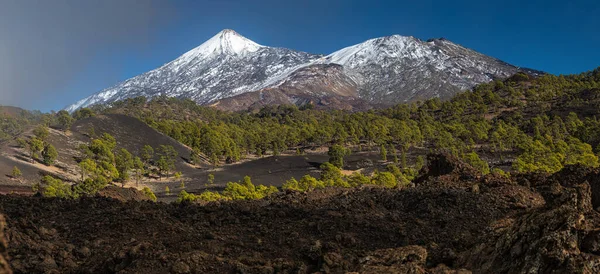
[0,154,599,273]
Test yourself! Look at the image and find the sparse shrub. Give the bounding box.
[386,164,410,187]
[73,178,106,197]
[177,190,191,202]
[177,189,232,203]
[198,191,228,202]
[320,162,349,188]
[177,190,197,203]
[415,156,425,170]
[175,171,184,186]
[39,175,75,199]
[16,138,27,148]
[491,168,510,178]
[88,127,96,138]
[142,187,157,202]
[462,152,490,175]
[346,172,371,187]
[11,166,22,179]
[222,176,278,200]
[283,175,325,192]
[372,171,397,188]
[33,125,49,141]
[403,167,419,181]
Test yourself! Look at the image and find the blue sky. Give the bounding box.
[2,0,599,111]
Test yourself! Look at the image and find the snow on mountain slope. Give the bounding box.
[317,35,522,103]
[66,29,319,112]
[67,30,537,111]
[183,28,262,56]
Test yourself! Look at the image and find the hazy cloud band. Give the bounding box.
[0,0,173,109]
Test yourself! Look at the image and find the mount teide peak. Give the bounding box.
[173,29,263,60]
[66,29,319,111]
[66,29,537,112]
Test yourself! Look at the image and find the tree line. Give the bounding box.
[90,67,600,175]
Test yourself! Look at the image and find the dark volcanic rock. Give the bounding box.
[1,154,599,273]
[0,215,11,274]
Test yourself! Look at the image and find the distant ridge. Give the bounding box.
[67,29,538,112]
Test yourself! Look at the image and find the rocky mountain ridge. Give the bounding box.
[67,29,537,111]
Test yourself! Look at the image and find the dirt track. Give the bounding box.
[0,154,599,273]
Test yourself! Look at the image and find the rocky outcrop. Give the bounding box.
[0,215,11,274]
[459,181,600,273]
[97,186,153,202]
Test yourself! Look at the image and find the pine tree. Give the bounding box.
[28,138,44,162]
[142,187,157,202]
[380,144,387,161]
[158,145,178,177]
[401,148,407,169]
[210,153,219,167]
[16,138,27,148]
[133,156,144,187]
[208,173,215,186]
[415,156,425,170]
[79,158,97,182]
[56,110,74,131]
[190,148,202,165]
[42,143,58,166]
[115,148,134,186]
[328,145,349,168]
[141,145,154,166]
[33,125,49,141]
[391,145,399,164]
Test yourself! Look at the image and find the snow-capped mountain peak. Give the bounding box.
[316,34,525,103]
[66,31,535,112]
[325,35,421,65]
[183,29,263,58]
[325,35,469,70]
[65,29,319,112]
